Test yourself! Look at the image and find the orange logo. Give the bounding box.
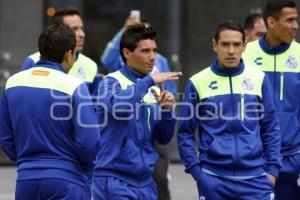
[32,70,49,76]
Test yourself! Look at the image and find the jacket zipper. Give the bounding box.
[273,54,277,102]
[280,72,284,101]
[139,105,148,183]
[241,94,244,121]
[273,53,284,101]
[229,74,240,175]
[147,107,151,131]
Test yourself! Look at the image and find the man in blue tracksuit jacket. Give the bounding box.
[20,10,100,196]
[243,1,300,199]
[101,16,176,200]
[178,20,282,200]
[0,25,100,200]
[22,9,100,98]
[93,24,182,200]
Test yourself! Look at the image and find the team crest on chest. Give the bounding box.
[285,56,298,69]
[242,77,254,91]
[76,66,87,79]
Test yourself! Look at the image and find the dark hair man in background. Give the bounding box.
[244,13,267,42]
[22,9,100,98]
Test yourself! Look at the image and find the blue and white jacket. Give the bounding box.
[0,61,100,187]
[101,28,177,95]
[178,59,282,181]
[93,65,176,186]
[22,52,100,98]
[243,37,300,156]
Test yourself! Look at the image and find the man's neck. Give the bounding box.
[265,33,282,47]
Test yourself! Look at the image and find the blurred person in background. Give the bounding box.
[243,0,300,199]
[178,20,281,200]
[0,24,100,200]
[100,13,176,200]
[244,13,267,42]
[22,9,100,98]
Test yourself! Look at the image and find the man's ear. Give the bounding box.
[122,48,131,60]
[212,39,217,53]
[63,50,73,62]
[266,16,275,29]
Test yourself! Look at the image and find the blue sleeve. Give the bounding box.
[97,75,155,116]
[0,92,17,163]
[260,76,282,177]
[87,75,102,97]
[177,80,202,181]
[153,110,176,144]
[22,57,35,70]
[156,55,177,95]
[86,74,102,108]
[100,29,125,72]
[72,83,101,171]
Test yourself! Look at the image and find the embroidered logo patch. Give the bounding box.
[31,70,49,76]
[76,66,87,79]
[242,77,254,91]
[254,57,262,65]
[208,81,218,90]
[285,56,298,69]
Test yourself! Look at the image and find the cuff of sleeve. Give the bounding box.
[142,75,155,88]
[161,110,174,120]
[189,164,202,181]
[266,164,280,178]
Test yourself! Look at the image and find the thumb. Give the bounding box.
[151,88,160,101]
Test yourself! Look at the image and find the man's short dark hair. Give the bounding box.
[39,24,76,63]
[50,9,81,26]
[214,20,245,43]
[244,13,263,30]
[263,0,296,25]
[120,24,157,63]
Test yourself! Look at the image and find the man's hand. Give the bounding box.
[124,16,140,29]
[266,173,276,186]
[151,88,175,110]
[150,72,182,84]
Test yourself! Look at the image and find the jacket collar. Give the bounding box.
[258,36,290,55]
[120,65,147,83]
[210,58,244,77]
[35,60,67,73]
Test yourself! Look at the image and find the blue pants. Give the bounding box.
[196,172,274,200]
[275,153,300,200]
[15,179,90,200]
[93,176,157,200]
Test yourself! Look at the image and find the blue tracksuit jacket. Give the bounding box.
[243,38,300,156]
[0,60,100,187]
[22,52,100,98]
[93,65,176,186]
[178,59,282,181]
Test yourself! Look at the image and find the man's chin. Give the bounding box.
[76,46,83,52]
